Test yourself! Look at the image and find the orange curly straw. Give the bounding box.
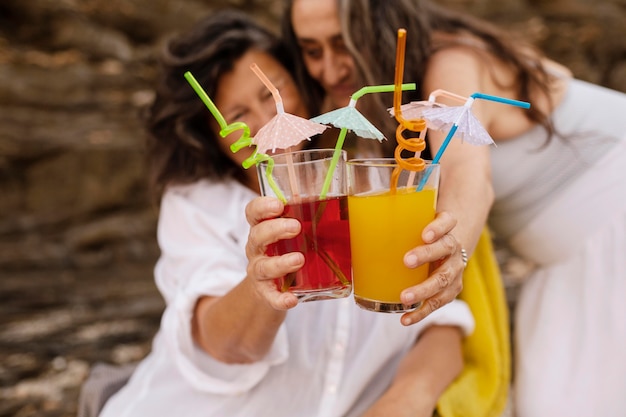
[391,29,427,193]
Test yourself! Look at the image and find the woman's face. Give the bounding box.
[212,48,308,171]
[291,0,358,109]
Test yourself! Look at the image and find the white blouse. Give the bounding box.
[100,179,474,417]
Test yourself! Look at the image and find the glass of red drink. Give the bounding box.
[257,149,351,302]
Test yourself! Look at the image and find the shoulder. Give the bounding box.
[162,179,256,216]
[423,45,494,100]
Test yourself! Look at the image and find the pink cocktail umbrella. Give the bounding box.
[424,92,531,161]
[387,89,467,187]
[416,92,530,190]
[388,100,445,122]
[420,100,494,147]
[249,63,328,154]
[246,63,329,200]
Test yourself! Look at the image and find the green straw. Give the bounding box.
[319,83,416,199]
[184,71,254,152]
[184,70,285,201]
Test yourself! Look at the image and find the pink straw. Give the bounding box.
[250,63,284,112]
[250,63,299,200]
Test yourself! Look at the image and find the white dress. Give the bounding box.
[489,79,626,416]
[99,179,474,417]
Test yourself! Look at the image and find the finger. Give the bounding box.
[399,271,464,326]
[248,251,305,283]
[258,284,300,311]
[246,217,301,258]
[403,232,459,268]
[421,211,457,243]
[400,259,464,306]
[245,196,284,227]
[399,287,457,326]
[249,253,304,311]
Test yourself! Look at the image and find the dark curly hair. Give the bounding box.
[146,10,295,201]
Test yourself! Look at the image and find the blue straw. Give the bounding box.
[470,92,531,109]
[416,92,530,191]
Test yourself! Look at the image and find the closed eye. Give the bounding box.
[225,108,248,122]
[298,41,323,60]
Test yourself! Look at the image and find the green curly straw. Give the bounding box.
[184,71,287,202]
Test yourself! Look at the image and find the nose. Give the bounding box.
[321,51,349,86]
[248,101,277,136]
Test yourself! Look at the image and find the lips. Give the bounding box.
[329,84,357,106]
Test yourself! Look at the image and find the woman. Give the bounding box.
[97,9,475,417]
[283,0,626,415]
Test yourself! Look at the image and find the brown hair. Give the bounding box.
[146,9,294,201]
[282,0,556,156]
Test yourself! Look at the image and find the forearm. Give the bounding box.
[363,325,464,417]
[192,276,286,364]
[437,153,493,256]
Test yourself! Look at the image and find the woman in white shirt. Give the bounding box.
[99,9,474,417]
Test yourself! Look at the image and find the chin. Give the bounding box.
[330,95,351,109]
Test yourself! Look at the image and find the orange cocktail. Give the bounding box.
[347,159,440,312]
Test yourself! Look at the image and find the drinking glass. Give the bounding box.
[346,159,440,312]
[257,149,351,302]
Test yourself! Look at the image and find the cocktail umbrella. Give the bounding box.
[250,64,328,154]
[253,107,328,154]
[388,100,445,122]
[249,63,327,152]
[422,92,530,163]
[240,63,329,201]
[312,100,385,141]
[388,89,467,188]
[311,83,416,199]
[415,92,531,190]
[420,98,494,147]
[387,89,468,130]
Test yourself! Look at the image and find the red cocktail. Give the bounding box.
[267,195,352,302]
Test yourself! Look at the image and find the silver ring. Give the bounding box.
[460,248,468,268]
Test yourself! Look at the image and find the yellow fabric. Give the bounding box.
[437,228,511,417]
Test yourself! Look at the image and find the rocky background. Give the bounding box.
[0,0,624,416]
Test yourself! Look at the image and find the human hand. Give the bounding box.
[245,196,304,311]
[398,211,465,326]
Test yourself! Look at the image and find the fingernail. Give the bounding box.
[402,292,415,304]
[286,219,300,232]
[423,230,434,243]
[288,252,302,266]
[271,199,283,212]
[404,254,418,268]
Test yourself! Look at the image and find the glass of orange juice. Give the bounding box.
[346,159,440,312]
